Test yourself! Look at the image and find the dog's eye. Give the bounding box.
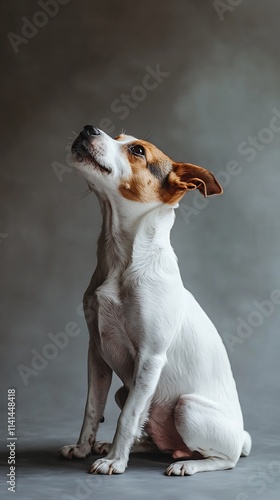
[129,145,145,157]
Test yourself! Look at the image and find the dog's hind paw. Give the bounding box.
[93,441,111,455]
[166,460,197,476]
[58,443,92,459]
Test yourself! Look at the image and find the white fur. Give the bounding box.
[59,128,251,475]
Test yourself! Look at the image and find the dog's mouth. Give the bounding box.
[71,139,112,174]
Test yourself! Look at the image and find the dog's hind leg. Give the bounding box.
[114,385,129,409]
[166,394,243,476]
[94,435,159,456]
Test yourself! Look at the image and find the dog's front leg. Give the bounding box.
[59,339,112,459]
[90,353,166,474]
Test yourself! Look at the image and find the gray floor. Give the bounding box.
[1,408,280,500]
[1,0,280,498]
[1,370,280,500]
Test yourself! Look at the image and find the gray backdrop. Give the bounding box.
[1,1,280,499]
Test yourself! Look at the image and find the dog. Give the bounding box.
[59,125,252,476]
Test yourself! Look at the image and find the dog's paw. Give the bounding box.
[89,457,126,475]
[166,460,197,476]
[93,441,112,455]
[58,443,91,459]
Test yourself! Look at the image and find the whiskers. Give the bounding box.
[67,130,78,143]
[79,183,93,200]
[115,128,153,142]
[141,129,153,142]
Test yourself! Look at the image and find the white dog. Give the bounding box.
[59,125,251,476]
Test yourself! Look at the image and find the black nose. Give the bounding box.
[83,125,100,136]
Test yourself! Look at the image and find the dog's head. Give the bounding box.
[71,126,222,205]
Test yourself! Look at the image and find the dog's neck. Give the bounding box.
[95,193,176,272]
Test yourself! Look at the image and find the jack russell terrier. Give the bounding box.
[59,125,251,476]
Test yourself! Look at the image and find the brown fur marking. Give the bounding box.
[118,139,222,205]
[119,140,172,203]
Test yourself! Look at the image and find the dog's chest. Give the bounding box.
[94,277,136,382]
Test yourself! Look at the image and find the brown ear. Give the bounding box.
[164,163,223,203]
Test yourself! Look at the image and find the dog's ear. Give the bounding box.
[164,163,223,203]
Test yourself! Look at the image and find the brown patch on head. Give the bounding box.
[119,139,173,203]
[115,134,124,141]
[118,138,222,205]
[160,162,223,205]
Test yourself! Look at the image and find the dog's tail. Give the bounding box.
[241,430,252,457]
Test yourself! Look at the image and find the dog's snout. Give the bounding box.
[83,125,100,136]
[71,125,101,157]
